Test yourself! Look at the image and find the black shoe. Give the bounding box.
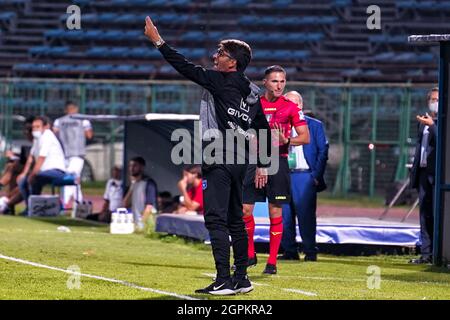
[408,257,432,265]
[232,275,254,294]
[304,254,317,262]
[195,279,236,295]
[278,253,300,261]
[262,263,277,275]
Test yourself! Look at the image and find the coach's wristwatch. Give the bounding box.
[154,37,165,48]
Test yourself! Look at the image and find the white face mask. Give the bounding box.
[429,101,438,113]
[32,131,42,139]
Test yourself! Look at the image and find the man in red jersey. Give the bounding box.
[242,65,310,275]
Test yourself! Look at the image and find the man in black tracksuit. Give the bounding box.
[145,17,271,295]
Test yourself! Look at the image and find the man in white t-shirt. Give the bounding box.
[53,101,93,207]
[86,166,123,223]
[18,116,66,214]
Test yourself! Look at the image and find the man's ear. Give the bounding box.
[229,59,237,70]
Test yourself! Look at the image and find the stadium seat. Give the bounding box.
[86,47,108,57]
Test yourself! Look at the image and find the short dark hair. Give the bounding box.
[33,115,49,126]
[65,100,78,109]
[25,116,35,125]
[184,164,202,178]
[264,65,286,78]
[427,87,438,101]
[219,39,252,72]
[130,156,146,167]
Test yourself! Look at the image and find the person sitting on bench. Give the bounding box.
[18,116,66,215]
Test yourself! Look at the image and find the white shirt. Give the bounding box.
[290,127,310,170]
[103,179,123,212]
[420,125,429,167]
[37,129,66,172]
[30,138,39,159]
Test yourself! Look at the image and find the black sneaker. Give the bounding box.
[408,256,432,265]
[232,275,254,294]
[195,279,236,295]
[262,263,277,275]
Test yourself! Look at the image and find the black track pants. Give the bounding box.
[202,164,248,281]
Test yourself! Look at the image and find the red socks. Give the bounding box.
[244,215,283,266]
[268,216,283,265]
[243,215,255,259]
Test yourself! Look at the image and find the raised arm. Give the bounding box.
[144,16,222,93]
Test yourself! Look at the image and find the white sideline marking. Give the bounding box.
[283,288,318,297]
[0,253,199,300]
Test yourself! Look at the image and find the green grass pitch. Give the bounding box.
[0,215,449,300]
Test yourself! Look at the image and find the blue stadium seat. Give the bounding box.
[239,16,258,26]
[333,0,351,7]
[392,52,416,62]
[98,13,117,23]
[291,51,310,60]
[53,64,73,71]
[272,0,292,8]
[44,29,66,39]
[109,47,128,58]
[86,47,108,57]
[102,30,124,40]
[80,13,97,23]
[159,65,177,75]
[181,31,206,41]
[115,65,135,72]
[252,50,273,60]
[372,52,396,61]
[138,65,156,73]
[29,46,50,56]
[0,11,16,21]
[189,48,207,59]
[93,64,114,72]
[417,52,434,63]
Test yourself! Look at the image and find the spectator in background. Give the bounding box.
[409,87,439,264]
[0,116,36,215]
[18,116,66,215]
[157,191,178,213]
[280,91,329,262]
[175,165,204,215]
[86,165,123,223]
[53,101,93,208]
[123,157,157,230]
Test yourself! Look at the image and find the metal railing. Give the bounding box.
[0,78,433,196]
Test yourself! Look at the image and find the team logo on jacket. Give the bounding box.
[239,98,250,112]
[202,180,208,190]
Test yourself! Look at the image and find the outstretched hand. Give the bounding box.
[144,16,162,44]
[272,122,289,145]
[416,113,434,126]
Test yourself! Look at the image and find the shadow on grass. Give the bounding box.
[31,216,108,229]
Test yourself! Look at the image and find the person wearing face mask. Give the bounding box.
[18,116,66,216]
[409,87,439,264]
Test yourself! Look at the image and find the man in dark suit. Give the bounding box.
[409,87,439,264]
[279,91,329,262]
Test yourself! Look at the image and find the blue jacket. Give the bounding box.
[300,116,329,192]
